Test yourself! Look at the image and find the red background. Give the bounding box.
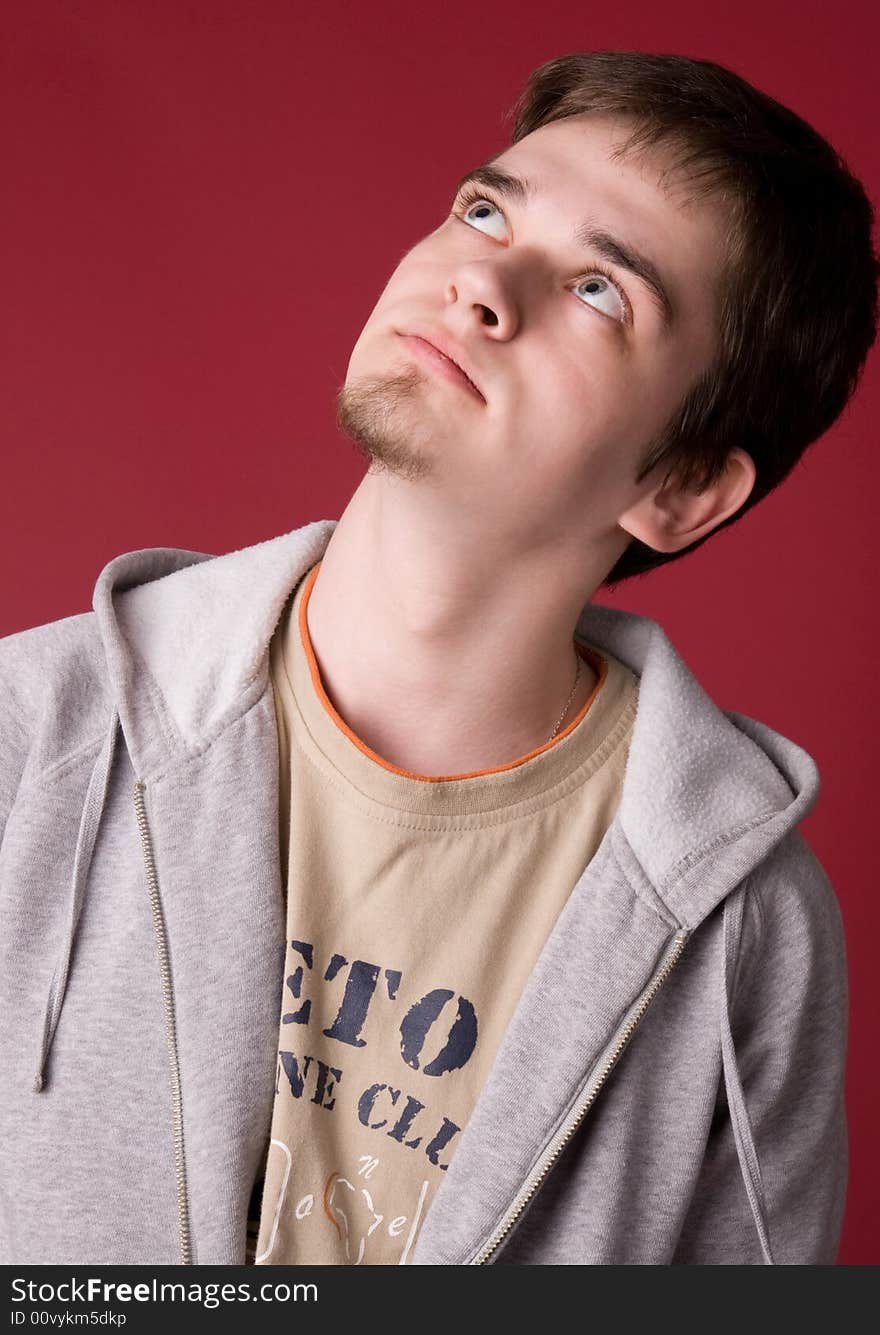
[2,1,877,1263]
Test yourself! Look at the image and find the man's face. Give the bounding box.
[337,113,727,548]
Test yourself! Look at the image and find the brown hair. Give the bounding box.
[507,52,880,587]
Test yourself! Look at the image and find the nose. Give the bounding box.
[444,261,520,340]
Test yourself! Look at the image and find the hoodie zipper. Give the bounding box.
[471,926,690,1265]
[133,781,193,1265]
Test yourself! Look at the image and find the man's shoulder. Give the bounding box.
[0,609,112,809]
[0,606,107,702]
[752,826,843,938]
[1,605,101,663]
[736,825,847,1005]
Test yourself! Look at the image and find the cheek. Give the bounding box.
[510,346,664,490]
[513,337,623,427]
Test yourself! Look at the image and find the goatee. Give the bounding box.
[335,366,437,483]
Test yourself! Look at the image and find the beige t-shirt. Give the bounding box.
[250,560,639,1266]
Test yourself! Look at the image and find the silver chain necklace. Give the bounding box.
[547,650,583,743]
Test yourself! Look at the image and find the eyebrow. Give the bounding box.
[453,163,677,332]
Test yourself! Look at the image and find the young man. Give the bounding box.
[1,52,877,1267]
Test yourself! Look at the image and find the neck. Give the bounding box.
[304,472,610,775]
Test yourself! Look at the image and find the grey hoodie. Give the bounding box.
[0,520,848,1265]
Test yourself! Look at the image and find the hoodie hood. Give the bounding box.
[92,517,817,916]
[32,519,822,1264]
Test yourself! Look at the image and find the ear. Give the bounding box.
[616,448,756,555]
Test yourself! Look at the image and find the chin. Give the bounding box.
[335,370,436,482]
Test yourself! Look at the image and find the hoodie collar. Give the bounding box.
[573,599,818,929]
[92,518,818,932]
[92,521,337,780]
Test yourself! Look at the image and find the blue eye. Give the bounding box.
[458,196,507,239]
[573,274,626,322]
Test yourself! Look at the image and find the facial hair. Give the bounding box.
[335,363,438,483]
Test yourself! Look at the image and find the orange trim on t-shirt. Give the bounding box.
[297,560,608,783]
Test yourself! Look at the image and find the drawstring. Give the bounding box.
[719,887,775,1264]
[33,712,120,1093]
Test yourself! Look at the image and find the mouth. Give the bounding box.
[396,331,485,403]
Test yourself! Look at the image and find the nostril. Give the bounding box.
[479,306,499,327]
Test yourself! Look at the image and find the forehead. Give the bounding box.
[493,113,705,214]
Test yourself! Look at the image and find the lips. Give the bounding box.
[427,344,479,395]
[398,328,485,402]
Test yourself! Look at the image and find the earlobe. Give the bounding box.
[617,448,757,555]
